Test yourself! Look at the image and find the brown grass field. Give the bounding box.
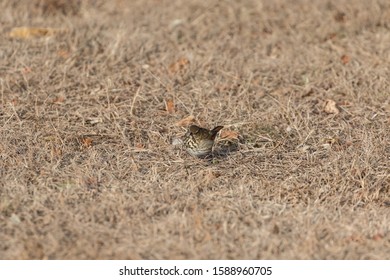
[0,0,389,259]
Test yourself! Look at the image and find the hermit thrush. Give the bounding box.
[183,125,223,157]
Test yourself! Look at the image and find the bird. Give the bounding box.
[183,125,223,157]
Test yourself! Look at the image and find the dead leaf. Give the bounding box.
[338,100,352,106]
[83,176,101,190]
[10,214,21,225]
[165,99,175,114]
[169,57,190,74]
[322,137,340,145]
[51,146,62,157]
[52,96,65,104]
[341,54,350,65]
[344,234,364,243]
[9,27,64,39]
[131,161,138,172]
[82,137,93,148]
[193,212,203,230]
[220,130,239,140]
[11,98,19,106]
[85,117,103,125]
[325,32,337,41]
[176,115,196,126]
[324,99,340,114]
[344,140,353,147]
[135,143,144,149]
[372,233,384,241]
[57,49,70,58]
[334,11,346,23]
[21,67,32,74]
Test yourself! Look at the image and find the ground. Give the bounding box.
[0,0,389,259]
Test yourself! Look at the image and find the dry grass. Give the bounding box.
[0,0,389,259]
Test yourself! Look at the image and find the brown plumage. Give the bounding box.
[183,125,223,157]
